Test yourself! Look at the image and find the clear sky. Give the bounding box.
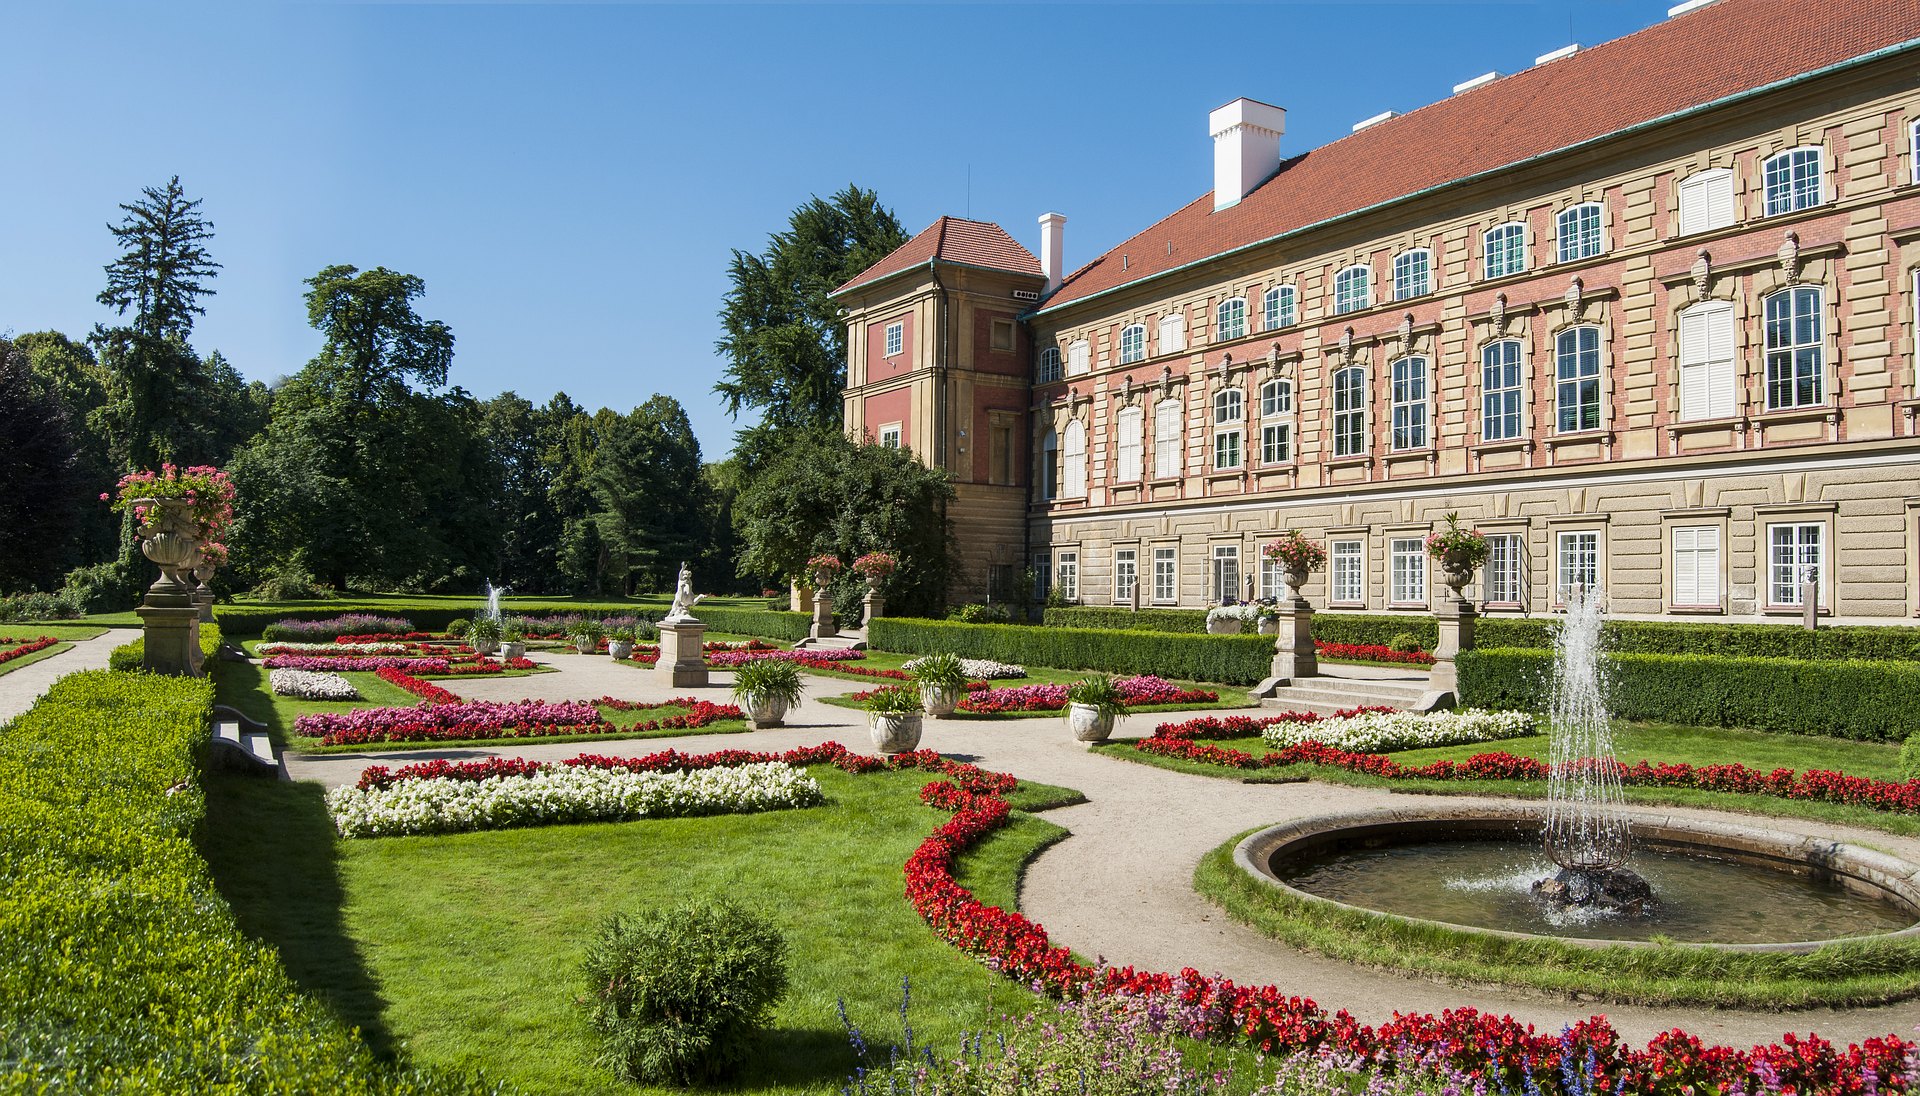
[0,2,1682,461]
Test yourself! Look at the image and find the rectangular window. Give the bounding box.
[1480,340,1524,441]
[1067,341,1090,376]
[1332,367,1366,457]
[1678,303,1737,421]
[1391,357,1428,450]
[1056,552,1078,602]
[1116,407,1143,482]
[1390,538,1427,604]
[879,424,902,449]
[1260,557,1285,599]
[1555,328,1602,433]
[1677,169,1735,236]
[885,322,903,357]
[1764,149,1823,216]
[1557,203,1604,262]
[1260,422,1290,464]
[1768,523,1824,607]
[1765,288,1824,409]
[1153,400,1181,478]
[1912,121,1920,185]
[1119,325,1146,364]
[1671,526,1721,608]
[1216,298,1247,341]
[1113,549,1137,603]
[1211,545,1240,603]
[1334,267,1370,314]
[1485,533,1526,605]
[1556,531,1600,602]
[1037,348,1061,383]
[1213,430,1242,470]
[1032,554,1051,601]
[1330,539,1363,604]
[1484,223,1526,279]
[1152,546,1178,602]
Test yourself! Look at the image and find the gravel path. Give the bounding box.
[282,651,1920,1050]
[0,631,124,725]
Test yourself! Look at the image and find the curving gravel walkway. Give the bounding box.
[0,630,125,725]
[282,650,1920,1050]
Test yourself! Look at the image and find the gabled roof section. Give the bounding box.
[1038,0,1920,314]
[834,216,1043,297]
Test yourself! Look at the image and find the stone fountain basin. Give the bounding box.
[1234,803,1920,953]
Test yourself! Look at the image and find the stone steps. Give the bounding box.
[792,633,869,652]
[210,704,284,779]
[1260,675,1435,717]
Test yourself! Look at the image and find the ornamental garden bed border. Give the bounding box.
[869,617,1274,685]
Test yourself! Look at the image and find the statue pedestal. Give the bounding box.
[137,592,203,677]
[1254,595,1317,695]
[655,620,709,688]
[1420,596,1476,711]
[195,586,215,624]
[861,588,885,631]
[810,592,837,640]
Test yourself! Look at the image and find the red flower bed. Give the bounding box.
[375,667,460,705]
[355,755,543,791]
[591,694,744,730]
[0,636,59,665]
[1315,641,1435,666]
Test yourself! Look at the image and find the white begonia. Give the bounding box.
[901,656,1027,680]
[1261,708,1535,754]
[326,762,825,838]
[258,641,407,656]
[269,668,363,701]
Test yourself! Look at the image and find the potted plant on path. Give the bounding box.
[466,615,501,656]
[607,627,636,661]
[908,651,967,718]
[1065,675,1128,743]
[500,618,527,661]
[569,618,603,655]
[731,657,804,728]
[864,684,923,755]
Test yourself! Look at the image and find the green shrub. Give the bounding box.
[1043,607,1206,633]
[1388,632,1422,653]
[871,618,1274,685]
[1901,735,1920,782]
[0,670,489,1092]
[948,603,1012,625]
[579,899,789,1085]
[251,565,338,601]
[669,606,812,643]
[445,617,471,638]
[0,589,86,622]
[109,623,223,672]
[1458,647,1920,741]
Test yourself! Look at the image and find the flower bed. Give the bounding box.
[1260,708,1534,752]
[0,636,59,666]
[268,669,361,701]
[902,656,1027,679]
[259,641,410,656]
[376,667,459,704]
[296,698,604,747]
[593,695,745,731]
[957,676,1219,714]
[264,654,458,673]
[1315,641,1436,666]
[261,614,414,642]
[705,648,865,667]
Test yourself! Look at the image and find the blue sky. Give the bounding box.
[0,2,1680,460]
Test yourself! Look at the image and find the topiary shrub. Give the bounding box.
[444,618,470,638]
[1388,632,1422,653]
[580,898,790,1085]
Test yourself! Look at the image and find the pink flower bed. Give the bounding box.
[295,698,603,746]
[264,655,455,673]
[705,648,865,666]
[958,675,1218,714]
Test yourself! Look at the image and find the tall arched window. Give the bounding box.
[1555,327,1603,432]
[1393,249,1432,300]
[1259,379,1291,465]
[1480,339,1524,440]
[1678,301,1736,421]
[1115,406,1143,481]
[1216,297,1248,341]
[1153,399,1181,478]
[1063,419,1087,497]
[1390,356,1428,449]
[1041,430,1059,500]
[1483,223,1526,279]
[1066,340,1091,376]
[1264,285,1295,330]
[1763,148,1824,215]
[1157,313,1186,353]
[1334,266,1371,314]
[1119,324,1147,364]
[1259,379,1291,417]
[1557,203,1604,262]
[1212,388,1243,470]
[1765,287,1824,409]
[1036,347,1061,383]
[1332,367,1366,456]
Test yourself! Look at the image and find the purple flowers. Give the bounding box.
[262,614,415,642]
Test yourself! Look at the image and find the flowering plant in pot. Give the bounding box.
[108,464,237,589]
[805,555,843,589]
[1065,675,1128,742]
[500,617,528,660]
[852,551,899,585]
[568,617,604,654]
[731,656,804,727]
[864,684,923,755]
[1424,512,1489,595]
[466,616,501,656]
[908,651,968,718]
[1262,530,1327,595]
[606,626,636,660]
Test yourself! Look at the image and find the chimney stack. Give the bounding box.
[1209,98,1287,211]
[1038,211,1066,293]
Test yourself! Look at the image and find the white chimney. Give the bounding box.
[1209,97,1287,212]
[1038,211,1066,293]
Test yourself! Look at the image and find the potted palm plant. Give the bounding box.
[731,657,804,728]
[607,627,636,660]
[865,684,923,755]
[1065,675,1128,743]
[908,651,968,718]
[466,615,502,656]
[568,618,604,655]
[500,617,527,661]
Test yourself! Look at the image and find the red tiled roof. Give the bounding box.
[835,216,1043,295]
[1037,0,1920,314]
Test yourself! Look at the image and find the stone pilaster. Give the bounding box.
[655,620,709,688]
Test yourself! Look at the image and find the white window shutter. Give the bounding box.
[1678,175,1704,236]
[1678,309,1707,421]
[1706,172,1734,230]
[1695,526,1720,604]
[1706,306,1736,419]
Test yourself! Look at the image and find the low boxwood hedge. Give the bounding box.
[1458,647,1920,741]
[1042,607,1210,633]
[0,670,488,1091]
[870,617,1274,684]
[109,622,223,672]
[685,607,813,643]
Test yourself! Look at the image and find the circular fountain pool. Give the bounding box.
[1236,805,1920,950]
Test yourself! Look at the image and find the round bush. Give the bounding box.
[579,898,789,1085]
[444,618,470,638]
[1901,735,1920,782]
[1388,632,1422,653]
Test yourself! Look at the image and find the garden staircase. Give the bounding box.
[791,632,868,653]
[211,705,285,779]
[1258,667,1435,717]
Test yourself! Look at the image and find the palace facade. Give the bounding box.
[833,0,1920,625]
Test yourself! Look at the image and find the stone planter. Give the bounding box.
[573,635,597,654]
[501,641,526,661]
[1441,555,1477,597]
[1286,570,1310,597]
[1257,616,1280,635]
[138,498,199,592]
[1068,702,1115,743]
[1207,618,1244,636]
[743,694,789,728]
[868,712,923,755]
[470,637,499,656]
[608,639,634,660]
[919,684,962,718]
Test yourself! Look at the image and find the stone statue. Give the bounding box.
[664,561,705,622]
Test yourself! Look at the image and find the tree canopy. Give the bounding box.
[97,176,219,343]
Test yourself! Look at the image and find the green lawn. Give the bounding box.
[0,623,113,641]
[198,766,1081,1096]
[0,642,73,676]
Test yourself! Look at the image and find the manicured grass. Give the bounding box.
[1195,828,1920,1010]
[799,649,1258,717]
[0,624,112,641]
[0,642,73,676]
[200,765,1079,1095]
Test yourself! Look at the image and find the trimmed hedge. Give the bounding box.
[218,603,812,643]
[1457,647,1920,742]
[0,670,489,1092]
[870,617,1274,685]
[1043,607,1210,634]
[684,607,813,643]
[110,623,223,672]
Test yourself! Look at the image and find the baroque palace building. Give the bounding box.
[833,0,1920,624]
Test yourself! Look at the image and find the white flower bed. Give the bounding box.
[258,641,407,656]
[1260,708,1536,753]
[902,656,1027,680]
[326,762,825,838]
[269,668,362,701]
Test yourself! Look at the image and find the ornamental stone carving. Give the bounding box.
[1779,230,1802,282]
[1692,249,1712,299]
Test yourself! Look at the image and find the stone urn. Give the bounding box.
[1441,553,1478,598]
[1257,615,1280,636]
[470,636,500,656]
[608,638,634,660]
[743,694,788,728]
[573,634,597,655]
[1286,569,1310,597]
[869,712,923,755]
[865,575,883,590]
[501,641,527,661]
[919,684,962,718]
[137,498,200,593]
[1068,702,1115,742]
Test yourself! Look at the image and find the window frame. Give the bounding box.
[1329,538,1365,606]
[1483,532,1527,607]
[1483,222,1527,279]
[1765,521,1826,609]
[1115,406,1143,482]
[1676,167,1736,236]
[1041,430,1059,500]
[1215,297,1248,342]
[1331,366,1367,457]
[1157,313,1186,354]
[1259,557,1286,600]
[1480,339,1525,441]
[1260,421,1291,465]
[1911,120,1920,185]
[878,423,902,450]
[1678,301,1738,421]
[1113,548,1138,604]
[1032,554,1051,601]
[1119,323,1147,364]
[1670,524,1723,610]
[1554,327,1604,434]
[1390,356,1429,450]
[1062,419,1087,497]
[1056,551,1079,603]
[1554,529,1602,605]
[1212,388,1244,471]
[1393,248,1433,301]
[1151,546,1178,603]
[1211,544,1241,604]
[1556,202,1604,262]
[884,321,904,358]
[1264,285,1296,330]
[1390,537,1428,606]
[1763,286,1825,411]
[1152,399,1181,479]
[1037,347,1062,383]
[1066,340,1091,376]
[1762,146,1824,217]
[1333,265,1371,315]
